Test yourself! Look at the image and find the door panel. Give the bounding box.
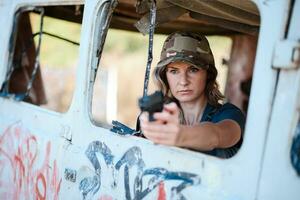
[257,0,300,199]
[0,100,66,199]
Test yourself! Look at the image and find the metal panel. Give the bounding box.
[273,40,300,69]
[257,0,300,199]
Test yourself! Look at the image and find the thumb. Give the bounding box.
[164,102,180,115]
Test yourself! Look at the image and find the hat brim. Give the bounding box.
[157,56,209,70]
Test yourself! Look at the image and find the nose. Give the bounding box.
[179,72,189,86]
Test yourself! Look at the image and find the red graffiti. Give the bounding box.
[99,195,113,200]
[0,123,61,200]
[157,182,166,200]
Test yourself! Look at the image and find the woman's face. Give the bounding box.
[166,61,207,104]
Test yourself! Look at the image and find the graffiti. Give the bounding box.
[79,141,201,200]
[157,182,166,200]
[65,168,77,182]
[0,123,62,199]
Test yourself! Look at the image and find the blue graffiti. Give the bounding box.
[79,141,201,199]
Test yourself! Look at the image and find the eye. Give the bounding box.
[168,68,178,74]
[189,66,199,73]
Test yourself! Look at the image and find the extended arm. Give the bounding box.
[139,103,241,151]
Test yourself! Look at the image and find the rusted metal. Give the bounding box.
[5,0,261,36]
[225,35,258,113]
[190,12,259,36]
[142,0,156,97]
[168,0,260,26]
[0,7,46,104]
[135,3,186,35]
[43,5,83,24]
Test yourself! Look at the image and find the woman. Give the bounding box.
[139,32,245,158]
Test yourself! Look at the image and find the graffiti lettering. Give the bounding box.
[79,141,201,200]
[0,123,62,199]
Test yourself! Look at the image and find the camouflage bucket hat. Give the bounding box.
[157,32,215,69]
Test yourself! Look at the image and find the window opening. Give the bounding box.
[91,0,260,158]
[0,5,83,112]
[0,7,44,101]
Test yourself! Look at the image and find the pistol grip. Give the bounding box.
[148,112,155,121]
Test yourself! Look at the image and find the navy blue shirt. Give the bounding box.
[200,103,245,158]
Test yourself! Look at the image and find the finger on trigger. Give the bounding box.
[153,112,171,122]
[164,102,178,113]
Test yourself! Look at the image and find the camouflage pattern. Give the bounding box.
[157,32,215,69]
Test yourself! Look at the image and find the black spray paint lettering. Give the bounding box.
[79,141,114,199]
[78,141,201,199]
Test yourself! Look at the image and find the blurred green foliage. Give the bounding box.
[103,30,146,52]
[30,12,230,70]
[30,13,81,68]
[103,29,167,54]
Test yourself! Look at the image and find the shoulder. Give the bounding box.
[218,102,243,113]
[212,103,246,132]
[216,102,244,116]
[202,103,245,158]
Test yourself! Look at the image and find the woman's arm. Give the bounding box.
[139,102,241,151]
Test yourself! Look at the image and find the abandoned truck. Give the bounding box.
[0,0,300,199]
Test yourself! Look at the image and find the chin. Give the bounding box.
[176,96,195,103]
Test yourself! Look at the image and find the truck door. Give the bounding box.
[257,0,300,199]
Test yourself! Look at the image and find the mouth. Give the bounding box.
[177,89,192,95]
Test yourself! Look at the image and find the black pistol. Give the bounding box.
[138,91,164,121]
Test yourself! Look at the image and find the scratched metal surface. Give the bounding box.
[0,0,300,200]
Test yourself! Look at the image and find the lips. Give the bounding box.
[178,89,192,95]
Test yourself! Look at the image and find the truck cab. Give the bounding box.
[0,0,299,199]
